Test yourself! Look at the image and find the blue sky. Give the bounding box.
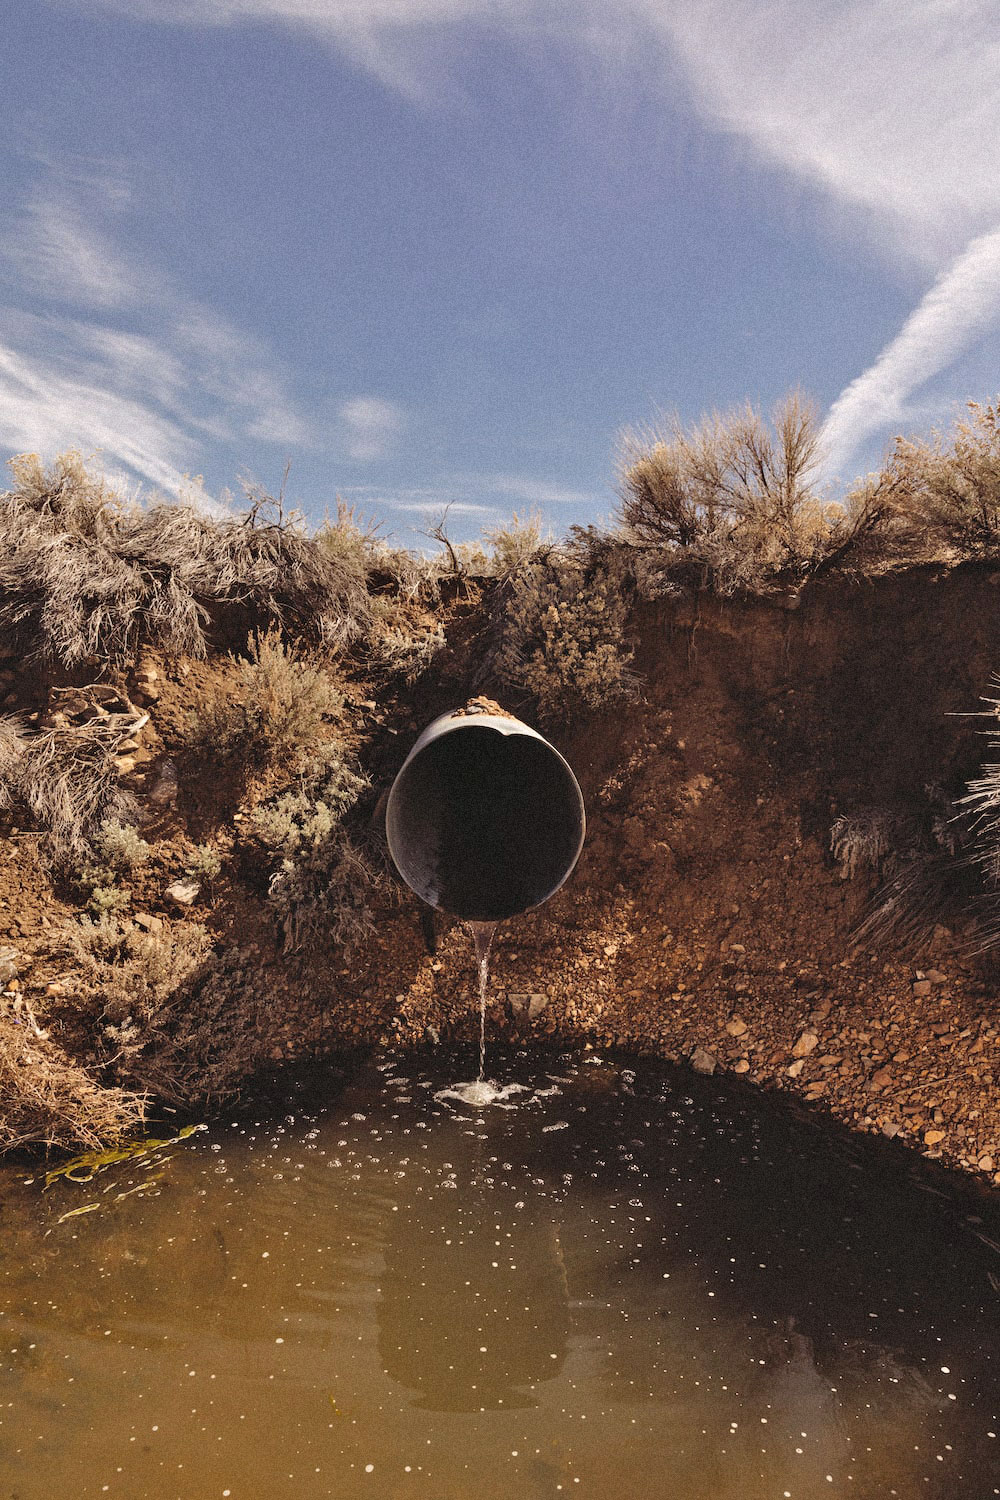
[3,2,1000,546]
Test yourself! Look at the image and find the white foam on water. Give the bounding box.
[435,1080,530,1109]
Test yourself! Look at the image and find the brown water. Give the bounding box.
[1,1052,999,1500]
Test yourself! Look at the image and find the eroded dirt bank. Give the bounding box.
[3,562,1000,1183]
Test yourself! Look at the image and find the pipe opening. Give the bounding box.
[386,724,585,922]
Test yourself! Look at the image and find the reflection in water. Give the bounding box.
[378,1130,568,1409]
[0,1053,997,1500]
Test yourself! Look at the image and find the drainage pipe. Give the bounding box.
[385,707,586,922]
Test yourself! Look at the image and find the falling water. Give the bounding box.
[470,919,497,1082]
[436,919,527,1107]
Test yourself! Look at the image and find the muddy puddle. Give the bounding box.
[1,1052,998,1499]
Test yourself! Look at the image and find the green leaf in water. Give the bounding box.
[44,1124,207,1189]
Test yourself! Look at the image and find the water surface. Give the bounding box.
[1,1052,998,1499]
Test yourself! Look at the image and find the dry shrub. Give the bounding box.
[484,511,549,578]
[0,714,138,862]
[830,807,918,881]
[248,754,378,953]
[0,453,373,668]
[72,919,270,1106]
[618,393,848,594]
[0,999,143,1153]
[493,543,638,723]
[888,399,1000,557]
[184,629,344,770]
[368,596,446,684]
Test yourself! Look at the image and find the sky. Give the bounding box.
[2,1,1000,546]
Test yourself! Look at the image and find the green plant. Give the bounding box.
[248,755,376,953]
[185,843,223,883]
[493,546,638,722]
[184,628,344,770]
[71,819,151,917]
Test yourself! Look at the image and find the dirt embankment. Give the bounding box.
[3,562,1000,1182]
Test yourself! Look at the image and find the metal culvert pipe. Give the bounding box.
[385,707,586,922]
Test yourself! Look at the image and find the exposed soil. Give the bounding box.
[3,562,1000,1188]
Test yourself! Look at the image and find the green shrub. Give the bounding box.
[185,843,223,883]
[493,546,638,722]
[184,628,344,770]
[248,755,376,953]
[71,820,150,918]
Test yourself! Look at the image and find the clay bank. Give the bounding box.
[2,425,1000,1193]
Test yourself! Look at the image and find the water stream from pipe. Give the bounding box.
[436,920,528,1108]
[470,919,497,1082]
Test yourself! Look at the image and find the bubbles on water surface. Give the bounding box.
[0,1053,998,1499]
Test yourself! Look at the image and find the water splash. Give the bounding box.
[433,920,516,1107]
[436,1079,528,1108]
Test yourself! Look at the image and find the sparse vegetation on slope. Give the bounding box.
[7,398,1000,1161]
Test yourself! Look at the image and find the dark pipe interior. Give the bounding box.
[388,726,584,921]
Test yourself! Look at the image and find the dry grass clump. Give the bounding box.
[844,786,980,954]
[184,629,344,771]
[493,540,638,723]
[71,919,270,1106]
[0,998,144,1152]
[830,808,916,881]
[0,453,373,668]
[0,714,138,862]
[248,754,378,953]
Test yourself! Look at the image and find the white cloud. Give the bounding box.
[472,472,602,506]
[4,196,158,310]
[0,171,315,492]
[643,1,1000,265]
[637,2,1000,472]
[338,394,407,460]
[0,337,194,492]
[819,226,1000,478]
[70,0,1000,474]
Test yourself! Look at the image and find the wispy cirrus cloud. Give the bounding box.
[338,395,407,461]
[640,1,1000,477]
[819,226,1000,477]
[69,0,1000,476]
[0,166,382,492]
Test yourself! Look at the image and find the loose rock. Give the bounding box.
[165,878,201,907]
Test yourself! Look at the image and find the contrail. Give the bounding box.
[820,225,1000,479]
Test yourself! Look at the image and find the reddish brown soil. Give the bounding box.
[3,562,1000,1184]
